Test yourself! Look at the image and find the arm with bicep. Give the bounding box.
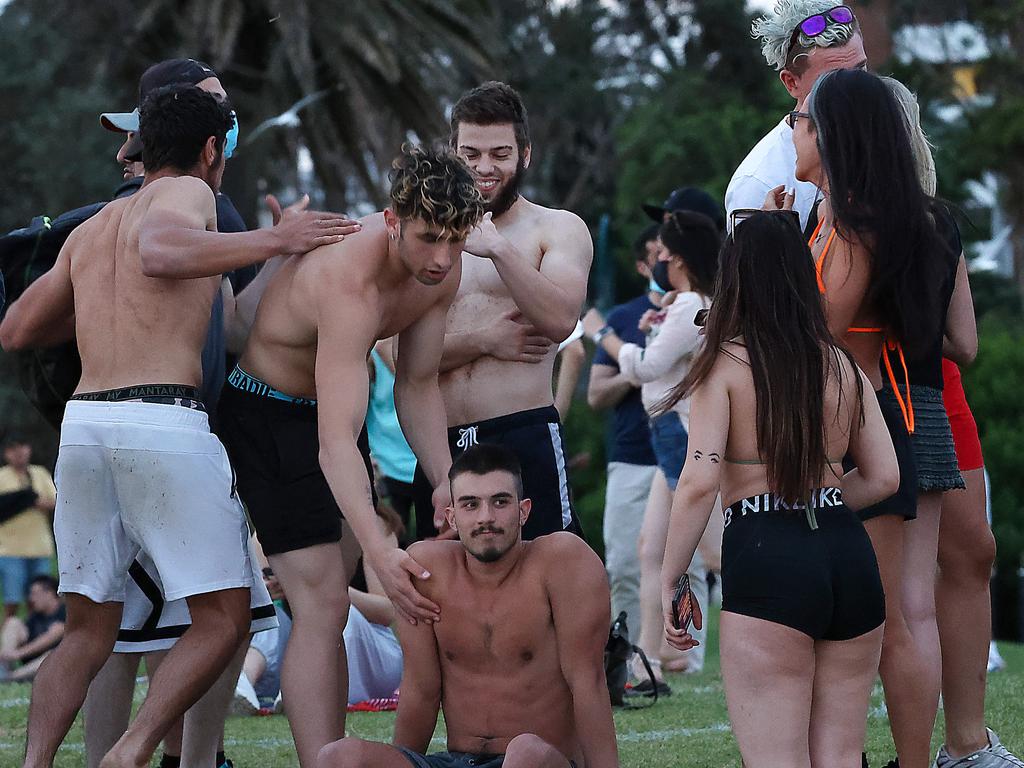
[820,234,871,339]
[660,368,729,649]
[842,365,900,510]
[139,183,357,279]
[548,538,619,768]
[392,546,443,752]
[315,292,440,625]
[942,254,978,366]
[395,283,458,528]
[587,363,633,410]
[0,237,76,351]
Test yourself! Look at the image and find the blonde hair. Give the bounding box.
[882,76,937,197]
[752,0,858,71]
[389,144,484,241]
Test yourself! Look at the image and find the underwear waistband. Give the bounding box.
[71,384,206,412]
[724,487,844,530]
[227,366,316,407]
[448,405,560,448]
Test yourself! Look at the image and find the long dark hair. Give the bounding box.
[658,211,721,296]
[662,212,863,503]
[808,69,949,357]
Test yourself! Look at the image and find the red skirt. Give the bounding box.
[942,359,984,472]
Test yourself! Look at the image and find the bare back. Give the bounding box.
[239,215,458,398]
[69,178,219,393]
[713,342,863,508]
[410,536,586,762]
[441,201,581,424]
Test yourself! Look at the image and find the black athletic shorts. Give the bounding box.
[218,379,375,556]
[412,406,580,541]
[721,488,885,641]
[843,388,918,521]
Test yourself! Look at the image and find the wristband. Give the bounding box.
[591,325,613,345]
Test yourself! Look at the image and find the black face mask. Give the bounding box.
[652,260,674,293]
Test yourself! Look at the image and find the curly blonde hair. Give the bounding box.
[389,145,483,241]
[752,1,858,72]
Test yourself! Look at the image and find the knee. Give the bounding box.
[316,737,363,768]
[293,588,350,631]
[940,526,996,583]
[504,734,563,767]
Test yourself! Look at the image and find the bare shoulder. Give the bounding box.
[145,175,215,205]
[528,532,604,577]
[407,540,462,579]
[532,203,590,241]
[306,215,384,289]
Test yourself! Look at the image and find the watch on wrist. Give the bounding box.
[591,325,613,344]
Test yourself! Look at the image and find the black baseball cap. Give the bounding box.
[643,187,725,232]
[100,58,218,134]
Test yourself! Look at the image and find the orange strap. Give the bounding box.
[810,223,915,434]
[808,219,837,295]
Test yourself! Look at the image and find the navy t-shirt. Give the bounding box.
[593,294,659,466]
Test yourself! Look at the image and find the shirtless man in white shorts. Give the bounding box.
[0,85,352,768]
[411,81,593,540]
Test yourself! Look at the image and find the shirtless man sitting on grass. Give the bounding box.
[318,444,619,768]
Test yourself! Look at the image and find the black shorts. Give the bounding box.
[721,489,885,641]
[218,382,375,557]
[412,406,580,541]
[844,388,918,521]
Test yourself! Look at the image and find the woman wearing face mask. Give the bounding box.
[786,68,953,768]
[583,210,720,692]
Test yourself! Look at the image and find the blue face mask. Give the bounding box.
[648,277,666,295]
[224,112,239,159]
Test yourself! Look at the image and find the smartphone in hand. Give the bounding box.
[671,574,693,633]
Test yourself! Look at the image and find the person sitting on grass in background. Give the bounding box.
[319,443,618,768]
[0,576,65,683]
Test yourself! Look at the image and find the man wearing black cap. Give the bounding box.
[641,186,726,232]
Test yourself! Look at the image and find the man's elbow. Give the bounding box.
[0,312,33,352]
[139,249,172,279]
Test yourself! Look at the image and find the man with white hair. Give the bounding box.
[724,2,866,229]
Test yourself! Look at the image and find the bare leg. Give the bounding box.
[100,588,249,768]
[180,637,248,768]
[937,468,995,756]
[83,652,142,768]
[271,543,351,768]
[901,492,943,756]
[634,470,672,680]
[720,612,815,768]
[242,645,268,686]
[317,738,414,768]
[809,627,884,767]
[503,734,575,768]
[0,616,28,656]
[23,594,123,768]
[140,652,184,762]
[864,515,934,768]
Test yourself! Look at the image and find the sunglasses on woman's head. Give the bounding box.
[729,208,801,233]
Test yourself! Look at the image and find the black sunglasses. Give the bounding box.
[694,308,709,328]
[786,110,812,130]
[729,208,801,233]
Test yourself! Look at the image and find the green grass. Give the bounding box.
[1,608,1022,767]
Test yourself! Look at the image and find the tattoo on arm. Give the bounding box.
[692,450,721,464]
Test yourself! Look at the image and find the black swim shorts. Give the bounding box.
[218,372,375,556]
[412,406,581,541]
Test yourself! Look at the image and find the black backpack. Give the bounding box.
[0,202,105,428]
[604,611,658,707]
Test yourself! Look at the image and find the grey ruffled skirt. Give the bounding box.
[879,384,965,492]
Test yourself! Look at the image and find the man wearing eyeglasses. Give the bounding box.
[724,2,866,231]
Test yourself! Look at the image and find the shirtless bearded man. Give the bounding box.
[0,86,352,768]
[320,444,619,768]
[216,145,484,767]
[412,81,593,540]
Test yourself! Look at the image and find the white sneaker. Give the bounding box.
[989,641,1007,673]
[273,690,284,715]
[230,673,260,716]
[933,728,1024,767]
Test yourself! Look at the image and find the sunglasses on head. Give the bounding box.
[729,208,801,234]
[795,5,854,39]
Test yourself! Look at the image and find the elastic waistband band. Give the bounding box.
[72,384,206,412]
[448,405,560,441]
[227,366,316,407]
[62,399,212,431]
[725,487,844,530]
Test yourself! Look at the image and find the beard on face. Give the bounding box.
[466,524,514,563]
[483,157,525,217]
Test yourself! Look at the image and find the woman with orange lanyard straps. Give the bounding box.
[885,83,1023,768]
[785,68,953,768]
